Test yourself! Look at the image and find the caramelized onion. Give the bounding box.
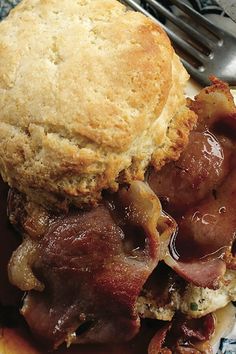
[8,238,43,292]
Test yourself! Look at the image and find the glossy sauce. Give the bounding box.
[149,116,236,263]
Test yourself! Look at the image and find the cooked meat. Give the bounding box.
[148,313,215,354]
[8,181,172,349]
[138,265,236,321]
[188,77,236,133]
[173,168,236,261]
[149,79,236,217]
[148,323,172,354]
[164,256,226,290]
[23,205,150,348]
[149,130,231,216]
[6,79,236,353]
[137,263,184,321]
[148,79,236,290]
[177,269,236,318]
[223,245,236,270]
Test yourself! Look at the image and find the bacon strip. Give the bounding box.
[148,313,215,354]
[148,323,171,354]
[164,255,226,290]
[8,182,167,349]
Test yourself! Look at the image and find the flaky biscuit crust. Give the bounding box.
[0,0,196,208]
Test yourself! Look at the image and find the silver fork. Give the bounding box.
[123,0,236,86]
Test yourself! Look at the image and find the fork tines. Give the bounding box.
[123,0,236,86]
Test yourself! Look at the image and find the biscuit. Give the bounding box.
[0,0,196,208]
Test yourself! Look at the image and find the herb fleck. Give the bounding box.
[190,302,198,311]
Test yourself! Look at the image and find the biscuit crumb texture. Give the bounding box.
[0,0,196,208]
[138,270,236,321]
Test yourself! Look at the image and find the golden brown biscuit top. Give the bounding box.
[0,0,172,149]
[0,0,195,208]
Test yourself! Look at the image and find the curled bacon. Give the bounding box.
[8,181,175,349]
[164,255,226,290]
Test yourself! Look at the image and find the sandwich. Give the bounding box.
[0,0,236,353]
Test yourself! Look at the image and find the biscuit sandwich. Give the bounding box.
[1,0,236,353]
